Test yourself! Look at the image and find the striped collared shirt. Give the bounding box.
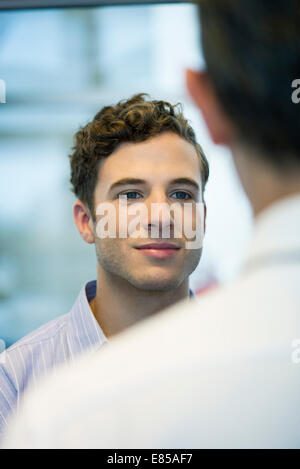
[0,281,194,440]
[0,280,106,439]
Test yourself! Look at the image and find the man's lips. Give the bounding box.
[134,243,181,258]
[135,243,180,250]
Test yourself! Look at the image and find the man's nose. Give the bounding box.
[141,190,174,237]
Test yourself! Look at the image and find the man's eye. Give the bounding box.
[171,191,192,200]
[120,192,142,199]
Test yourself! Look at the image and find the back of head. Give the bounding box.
[196,0,300,172]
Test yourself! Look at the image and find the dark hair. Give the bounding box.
[69,93,209,217]
[197,0,300,170]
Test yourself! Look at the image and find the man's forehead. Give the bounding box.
[97,142,202,188]
[98,168,202,193]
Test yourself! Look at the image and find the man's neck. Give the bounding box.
[251,182,300,217]
[89,268,190,338]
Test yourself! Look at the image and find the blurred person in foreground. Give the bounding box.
[3,0,300,449]
[0,94,209,440]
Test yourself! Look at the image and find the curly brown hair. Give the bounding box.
[69,93,209,218]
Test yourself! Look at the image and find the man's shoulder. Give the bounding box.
[0,312,73,438]
[7,312,70,354]
[1,313,71,386]
[0,312,72,396]
[82,265,300,377]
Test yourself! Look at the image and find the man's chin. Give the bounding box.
[128,275,183,292]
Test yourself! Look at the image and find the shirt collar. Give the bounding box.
[68,279,194,357]
[243,193,300,272]
[67,280,107,358]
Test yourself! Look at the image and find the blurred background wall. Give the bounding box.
[0,2,253,346]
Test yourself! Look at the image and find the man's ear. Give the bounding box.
[186,69,234,145]
[73,200,95,244]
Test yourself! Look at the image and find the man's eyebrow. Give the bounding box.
[169,178,200,191]
[108,178,147,192]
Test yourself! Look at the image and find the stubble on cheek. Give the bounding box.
[94,237,127,276]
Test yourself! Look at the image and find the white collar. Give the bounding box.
[243,192,300,271]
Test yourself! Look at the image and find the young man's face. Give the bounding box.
[91,132,206,291]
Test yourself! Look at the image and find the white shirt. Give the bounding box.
[3,193,300,449]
